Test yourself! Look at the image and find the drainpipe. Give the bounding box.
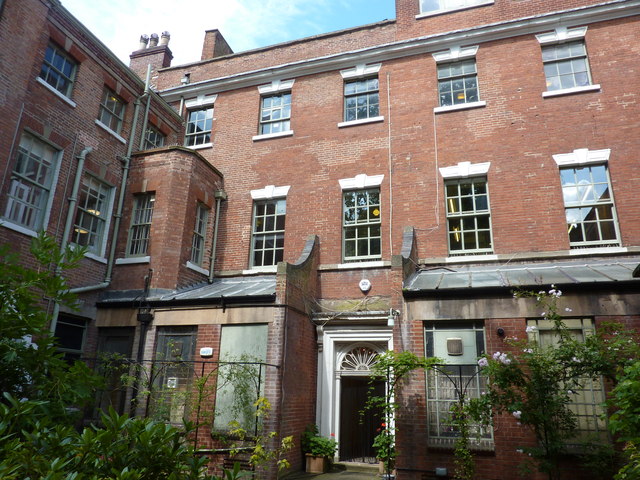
[208,189,227,283]
[104,92,146,285]
[50,146,93,333]
[138,65,152,151]
[51,80,148,328]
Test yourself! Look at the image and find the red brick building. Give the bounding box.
[2,0,640,479]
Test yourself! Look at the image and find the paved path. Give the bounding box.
[286,470,379,480]
[285,464,381,480]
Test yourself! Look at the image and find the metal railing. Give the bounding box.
[84,356,279,446]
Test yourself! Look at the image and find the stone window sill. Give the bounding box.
[252,130,294,142]
[542,84,601,98]
[338,116,384,128]
[95,120,126,144]
[434,101,486,114]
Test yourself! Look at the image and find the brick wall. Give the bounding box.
[395,0,617,41]
[110,147,223,291]
[157,13,640,274]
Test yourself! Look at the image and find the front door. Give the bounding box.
[339,376,384,462]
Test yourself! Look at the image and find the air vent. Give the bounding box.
[446,338,463,356]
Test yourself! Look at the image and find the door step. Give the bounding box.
[334,461,379,473]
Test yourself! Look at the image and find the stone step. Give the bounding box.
[333,461,379,474]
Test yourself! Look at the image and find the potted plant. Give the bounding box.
[302,425,337,473]
[373,423,396,478]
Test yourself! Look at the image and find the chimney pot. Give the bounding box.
[138,34,149,50]
[149,33,159,47]
[160,31,170,46]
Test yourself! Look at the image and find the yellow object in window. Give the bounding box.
[373,208,380,216]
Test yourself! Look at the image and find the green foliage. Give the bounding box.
[450,401,475,480]
[225,397,294,472]
[469,286,633,480]
[216,354,265,431]
[372,424,395,470]
[0,233,101,420]
[0,394,211,479]
[608,360,640,479]
[302,424,337,457]
[609,361,640,444]
[615,442,640,480]
[365,351,440,473]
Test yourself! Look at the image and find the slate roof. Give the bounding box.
[98,275,276,306]
[161,275,276,301]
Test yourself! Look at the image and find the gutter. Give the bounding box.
[96,294,277,310]
[160,0,640,102]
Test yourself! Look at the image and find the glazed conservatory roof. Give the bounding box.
[404,258,640,294]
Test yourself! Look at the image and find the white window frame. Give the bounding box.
[341,182,382,263]
[249,185,290,269]
[39,42,77,99]
[536,27,600,98]
[71,175,114,259]
[254,80,295,140]
[553,149,620,249]
[444,176,493,255]
[144,124,166,149]
[338,175,384,263]
[126,193,155,257]
[339,64,384,127]
[432,46,486,113]
[185,107,214,148]
[418,0,494,18]
[258,92,291,135]
[2,132,61,235]
[98,88,125,134]
[439,162,493,255]
[184,94,216,148]
[190,202,209,266]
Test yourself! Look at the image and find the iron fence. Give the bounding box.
[84,356,279,444]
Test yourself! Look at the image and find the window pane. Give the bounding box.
[343,188,381,261]
[251,199,286,267]
[186,107,213,146]
[543,41,592,91]
[39,44,76,97]
[560,165,619,247]
[444,178,492,254]
[127,194,155,256]
[3,134,58,230]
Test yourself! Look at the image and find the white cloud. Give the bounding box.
[61,0,336,66]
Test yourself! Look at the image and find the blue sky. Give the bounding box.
[61,0,396,66]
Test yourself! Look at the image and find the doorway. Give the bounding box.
[339,376,384,463]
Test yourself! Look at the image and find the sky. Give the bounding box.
[61,0,396,67]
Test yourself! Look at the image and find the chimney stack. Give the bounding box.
[201,29,233,61]
[129,31,173,84]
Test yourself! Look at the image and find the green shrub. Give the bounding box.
[302,425,337,457]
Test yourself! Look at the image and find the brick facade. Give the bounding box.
[2,0,639,479]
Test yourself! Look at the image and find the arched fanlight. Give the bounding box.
[340,346,379,371]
